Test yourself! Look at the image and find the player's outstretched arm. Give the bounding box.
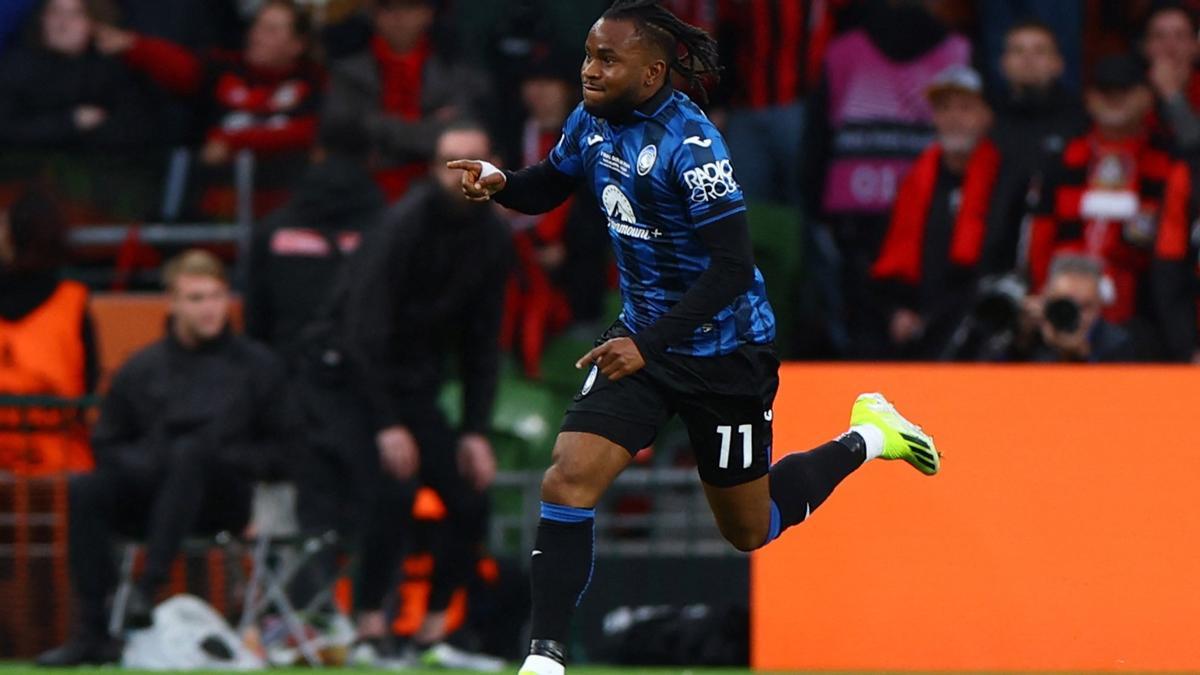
[446,159,508,202]
[447,158,579,215]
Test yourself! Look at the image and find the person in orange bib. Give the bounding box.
[0,186,97,476]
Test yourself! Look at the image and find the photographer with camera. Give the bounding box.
[1025,54,1196,361]
[1014,254,1137,363]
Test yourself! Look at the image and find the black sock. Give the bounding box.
[529,502,595,659]
[764,432,867,544]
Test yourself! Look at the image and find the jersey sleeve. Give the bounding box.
[547,103,587,178]
[669,121,748,228]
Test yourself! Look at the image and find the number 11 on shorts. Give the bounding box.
[716,424,752,469]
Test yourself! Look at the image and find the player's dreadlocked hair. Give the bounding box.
[602,0,721,103]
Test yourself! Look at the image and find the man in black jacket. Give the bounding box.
[38,250,295,667]
[985,19,1089,275]
[245,120,392,624]
[343,121,510,655]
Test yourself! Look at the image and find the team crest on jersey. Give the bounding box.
[636,145,658,176]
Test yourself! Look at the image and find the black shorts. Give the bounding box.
[561,321,780,488]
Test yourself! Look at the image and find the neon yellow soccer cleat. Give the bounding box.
[851,392,940,475]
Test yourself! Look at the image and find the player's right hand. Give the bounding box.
[446,159,506,202]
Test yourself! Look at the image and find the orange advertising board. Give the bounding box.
[754,364,1200,672]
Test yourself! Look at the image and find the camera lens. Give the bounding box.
[1044,298,1081,333]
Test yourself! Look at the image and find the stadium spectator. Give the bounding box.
[36,250,295,667]
[986,19,1089,275]
[0,0,157,151]
[711,0,843,206]
[870,66,997,360]
[0,186,97,475]
[1141,2,1200,155]
[113,0,245,144]
[1025,54,1196,361]
[323,0,490,202]
[94,0,323,217]
[1010,254,1138,362]
[342,122,509,660]
[800,0,970,357]
[503,44,607,375]
[244,119,390,606]
[977,0,1085,94]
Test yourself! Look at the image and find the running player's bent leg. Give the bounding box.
[528,432,632,662]
[700,433,871,551]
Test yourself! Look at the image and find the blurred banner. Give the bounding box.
[754,364,1200,672]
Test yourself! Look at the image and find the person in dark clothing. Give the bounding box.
[870,65,997,360]
[0,0,157,150]
[985,19,1089,276]
[1008,254,1139,362]
[0,186,98,475]
[342,122,510,657]
[36,250,296,667]
[246,120,385,351]
[245,120,392,630]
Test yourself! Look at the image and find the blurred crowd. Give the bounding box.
[3,0,1200,364]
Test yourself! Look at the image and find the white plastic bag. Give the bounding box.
[122,594,265,670]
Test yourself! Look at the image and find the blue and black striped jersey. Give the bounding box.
[548,89,776,357]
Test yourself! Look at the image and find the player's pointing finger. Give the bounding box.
[575,344,604,370]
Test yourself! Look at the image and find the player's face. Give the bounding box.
[581,18,661,119]
[170,274,230,344]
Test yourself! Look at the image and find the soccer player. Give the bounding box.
[447,2,941,673]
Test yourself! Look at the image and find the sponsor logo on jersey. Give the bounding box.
[683,135,713,148]
[636,144,658,176]
[602,184,661,239]
[682,159,740,203]
[587,133,605,146]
